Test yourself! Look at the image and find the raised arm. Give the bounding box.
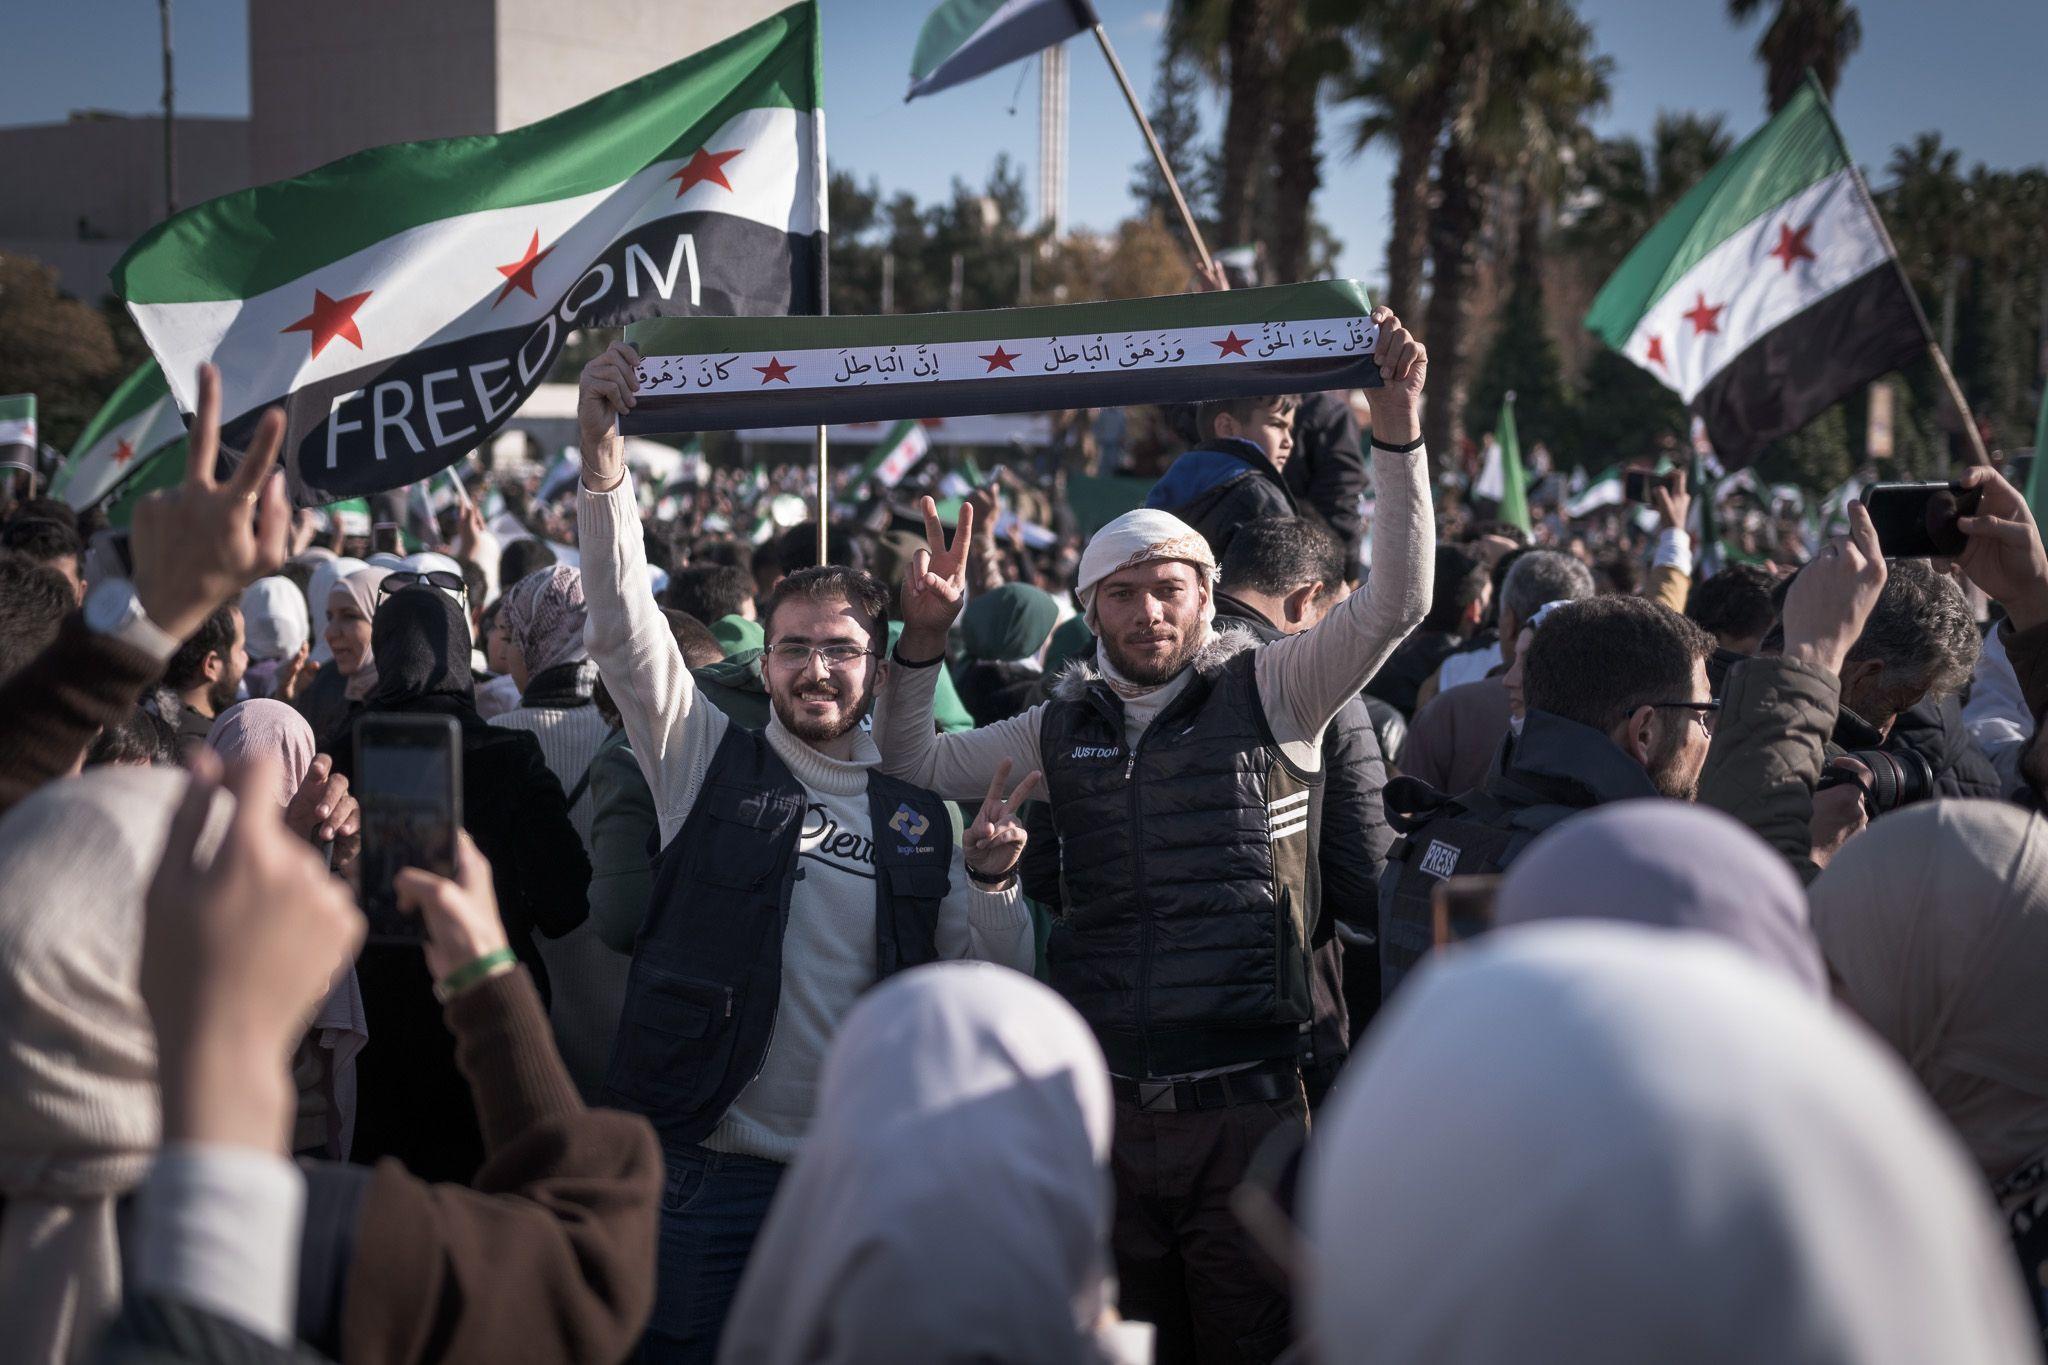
[1257,309,1435,746]
[575,341,727,836]
[872,496,1044,800]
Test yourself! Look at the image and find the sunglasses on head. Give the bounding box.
[379,570,467,597]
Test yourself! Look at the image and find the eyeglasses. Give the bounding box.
[379,570,468,598]
[1647,699,1721,737]
[763,641,875,670]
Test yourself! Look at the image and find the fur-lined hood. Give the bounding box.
[1047,623,1262,703]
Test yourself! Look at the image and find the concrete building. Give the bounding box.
[2,0,790,294]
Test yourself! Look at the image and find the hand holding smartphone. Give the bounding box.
[353,714,462,944]
[1862,482,1983,559]
[1624,468,1679,505]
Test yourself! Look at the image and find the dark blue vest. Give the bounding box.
[602,722,952,1148]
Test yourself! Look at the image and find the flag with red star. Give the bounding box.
[49,363,191,513]
[617,279,1382,435]
[855,419,932,489]
[111,3,824,503]
[1585,77,1925,469]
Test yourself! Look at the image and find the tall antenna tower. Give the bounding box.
[1038,45,1068,235]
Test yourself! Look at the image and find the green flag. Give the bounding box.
[2027,384,2048,532]
[856,418,930,489]
[1490,394,1531,534]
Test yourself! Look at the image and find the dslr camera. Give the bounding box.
[1816,747,1935,819]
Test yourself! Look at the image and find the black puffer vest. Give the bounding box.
[602,722,952,1149]
[1039,632,1321,1077]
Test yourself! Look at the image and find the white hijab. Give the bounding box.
[1303,923,2036,1365]
[306,554,367,664]
[718,963,1141,1365]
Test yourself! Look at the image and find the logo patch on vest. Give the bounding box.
[1069,745,1122,760]
[1420,839,1462,880]
[888,803,930,843]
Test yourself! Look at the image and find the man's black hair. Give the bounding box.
[86,706,176,767]
[1422,545,1489,633]
[761,565,892,643]
[1593,550,1641,597]
[164,601,240,693]
[1686,564,1780,645]
[1217,516,1345,597]
[499,538,558,587]
[9,498,77,531]
[0,551,74,682]
[1523,595,1715,736]
[1195,394,1299,444]
[773,521,864,575]
[690,538,754,575]
[0,515,82,567]
[660,607,726,670]
[662,564,755,624]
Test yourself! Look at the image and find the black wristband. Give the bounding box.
[1371,433,1427,454]
[966,865,1014,887]
[891,644,945,669]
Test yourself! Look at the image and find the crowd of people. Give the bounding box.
[2,303,2046,1365]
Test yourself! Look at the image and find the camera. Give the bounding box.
[1816,746,1934,818]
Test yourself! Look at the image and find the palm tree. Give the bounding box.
[1565,112,1735,273]
[1726,0,1863,112]
[1167,0,1294,250]
[1883,133,1967,353]
[1337,1,1459,314]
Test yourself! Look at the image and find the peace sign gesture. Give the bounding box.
[131,362,291,644]
[899,493,977,659]
[961,758,1042,881]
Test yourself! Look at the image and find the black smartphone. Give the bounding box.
[1863,481,1982,558]
[1624,468,1676,505]
[372,521,404,556]
[1432,874,1500,948]
[354,714,462,944]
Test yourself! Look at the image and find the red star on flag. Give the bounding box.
[112,437,136,466]
[1645,335,1667,369]
[670,146,743,197]
[493,230,555,306]
[1682,293,1723,336]
[1212,330,1250,357]
[1768,221,1816,272]
[979,345,1019,372]
[281,288,372,359]
[755,356,794,384]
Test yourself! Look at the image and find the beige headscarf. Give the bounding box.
[0,768,223,1363]
[1304,923,2037,1364]
[329,565,391,701]
[1810,799,2048,1185]
[1074,508,1216,634]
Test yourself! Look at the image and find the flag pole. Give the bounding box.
[815,424,829,563]
[1812,75,1989,468]
[1086,24,1214,277]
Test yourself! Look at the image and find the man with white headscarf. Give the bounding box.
[873,308,1433,1360]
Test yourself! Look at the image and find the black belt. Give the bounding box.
[1110,1062,1300,1114]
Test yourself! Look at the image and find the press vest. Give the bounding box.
[1039,643,1321,1077]
[602,722,952,1148]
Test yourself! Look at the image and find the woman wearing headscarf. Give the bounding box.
[719,962,1147,1365]
[238,577,313,701]
[489,563,623,1100]
[206,699,369,1162]
[292,563,387,752]
[337,584,592,1182]
[1809,799,2048,1336]
[1495,799,1826,995]
[953,582,1060,726]
[304,554,365,666]
[1303,923,2038,1365]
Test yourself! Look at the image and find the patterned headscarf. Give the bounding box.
[500,564,589,677]
[1074,509,1217,634]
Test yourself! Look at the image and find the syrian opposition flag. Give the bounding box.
[0,395,35,473]
[1472,393,1531,533]
[857,419,931,488]
[907,0,1096,100]
[1585,77,1925,469]
[112,3,824,505]
[1566,465,1625,518]
[621,279,1381,434]
[50,363,190,510]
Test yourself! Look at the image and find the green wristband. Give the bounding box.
[435,947,517,1003]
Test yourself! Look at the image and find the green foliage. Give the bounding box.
[1467,259,1573,454]
[0,257,122,452]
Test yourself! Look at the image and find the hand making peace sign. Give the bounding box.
[962,758,1043,881]
[898,493,977,659]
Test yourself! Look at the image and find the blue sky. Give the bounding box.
[6,0,2043,286]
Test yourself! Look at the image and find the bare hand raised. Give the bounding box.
[1653,468,1691,534]
[1782,501,1888,680]
[962,759,1042,881]
[1366,307,1426,446]
[899,494,976,658]
[577,341,641,491]
[1951,465,2048,632]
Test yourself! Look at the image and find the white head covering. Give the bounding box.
[237,576,311,664]
[1496,800,1825,994]
[364,551,406,571]
[1304,923,2037,1365]
[1810,799,2048,1185]
[306,554,367,664]
[0,768,227,1363]
[718,962,1139,1365]
[1075,508,1216,634]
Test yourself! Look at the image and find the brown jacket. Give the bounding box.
[1399,676,1512,798]
[1697,654,1840,884]
[1999,618,2048,725]
[0,612,163,818]
[343,966,661,1365]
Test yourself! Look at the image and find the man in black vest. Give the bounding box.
[574,341,1038,1363]
[876,308,1434,1363]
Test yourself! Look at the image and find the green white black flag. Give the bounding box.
[1585,78,1924,468]
[51,363,189,510]
[112,3,824,505]
[906,0,1097,100]
[857,419,931,488]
